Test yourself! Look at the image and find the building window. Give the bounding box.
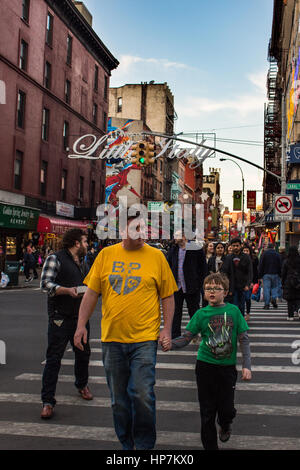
[44,61,51,89]
[46,13,53,46]
[19,39,28,71]
[92,103,98,125]
[65,79,71,104]
[22,0,30,22]
[103,111,107,131]
[61,169,67,201]
[14,151,23,190]
[79,176,84,200]
[94,65,99,91]
[90,180,95,207]
[63,120,69,150]
[40,160,48,196]
[104,76,108,100]
[117,97,122,113]
[17,90,26,128]
[159,182,162,193]
[42,108,50,141]
[66,35,72,65]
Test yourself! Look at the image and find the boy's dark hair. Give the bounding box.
[230,237,241,245]
[62,229,86,249]
[203,273,229,291]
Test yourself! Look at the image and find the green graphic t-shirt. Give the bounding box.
[186,303,249,365]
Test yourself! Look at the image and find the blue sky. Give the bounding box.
[83,0,274,210]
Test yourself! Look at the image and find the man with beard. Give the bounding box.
[220,238,252,317]
[40,229,92,419]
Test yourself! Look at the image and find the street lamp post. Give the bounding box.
[220,158,245,232]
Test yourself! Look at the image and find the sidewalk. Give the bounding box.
[3,269,41,291]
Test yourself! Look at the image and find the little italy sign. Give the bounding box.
[68,127,215,168]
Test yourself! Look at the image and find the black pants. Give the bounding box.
[172,289,200,338]
[287,300,300,318]
[196,360,237,450]
[41,317,91,406]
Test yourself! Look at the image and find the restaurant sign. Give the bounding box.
[0,203,40,230]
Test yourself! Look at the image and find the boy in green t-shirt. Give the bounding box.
[162,273,251,450]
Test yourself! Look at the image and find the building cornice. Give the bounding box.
[45,0,119,74]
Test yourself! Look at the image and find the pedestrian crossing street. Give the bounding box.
[2,300,300,450]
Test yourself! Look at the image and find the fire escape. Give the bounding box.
[264,52,282,210]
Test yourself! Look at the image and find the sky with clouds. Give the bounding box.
[83,0,274,210]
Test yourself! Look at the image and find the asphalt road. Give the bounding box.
[0,286,300,452]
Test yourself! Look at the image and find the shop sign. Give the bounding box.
[0,203,39,230]
[247,191,256,209]
[147,201,164,212]
[56,201,74,218]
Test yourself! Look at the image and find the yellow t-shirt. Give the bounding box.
[84,242,178,343]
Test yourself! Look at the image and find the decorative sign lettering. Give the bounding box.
[0,203,40,230]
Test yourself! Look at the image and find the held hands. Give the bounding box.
[242,368,252,381]
[159,328,172,352]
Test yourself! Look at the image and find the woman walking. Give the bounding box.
[281,246,300,321]
[207,242,226,274]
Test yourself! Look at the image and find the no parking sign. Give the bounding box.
[274,195,293,220]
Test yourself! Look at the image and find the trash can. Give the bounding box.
[4,261,20,286]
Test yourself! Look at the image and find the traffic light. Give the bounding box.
[145,143,156,164]
[131,142,146,165]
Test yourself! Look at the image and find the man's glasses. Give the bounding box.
[204,287,224,292]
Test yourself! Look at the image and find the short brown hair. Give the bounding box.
[62,229,86,249]
[203,273,229,291]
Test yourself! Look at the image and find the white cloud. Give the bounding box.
[177,70,268,118]
[115,54,192,75]
[247,69,268,96]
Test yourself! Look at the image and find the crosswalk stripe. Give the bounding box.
[85,347,295,358]
[1,419,300,449]
[14,373,300,392]
[2,393,300,417]
[44,358,300,372]
[89,339,295,348]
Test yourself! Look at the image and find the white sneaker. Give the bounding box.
[287,317,294,321]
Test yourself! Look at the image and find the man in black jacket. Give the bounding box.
[167,232,207,338]
[40,229,92,419]
[220,238,252,317]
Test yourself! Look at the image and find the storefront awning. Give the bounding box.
[37,215,90,235]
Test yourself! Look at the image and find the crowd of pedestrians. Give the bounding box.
[22,220,299,451]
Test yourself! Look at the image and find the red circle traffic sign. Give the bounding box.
[275,196,292,213]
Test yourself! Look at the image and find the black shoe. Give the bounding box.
[271,300,278,309]
[263,304,270,310]
[219,426,232,443]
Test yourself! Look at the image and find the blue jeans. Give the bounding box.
[233,289,246,316]
[102,341,157,450]
[263,274,280,305]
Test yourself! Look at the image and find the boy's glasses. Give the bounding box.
[204,287,224,292]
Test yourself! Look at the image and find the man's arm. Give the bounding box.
[74,287,99,350]
[158,294,174,348]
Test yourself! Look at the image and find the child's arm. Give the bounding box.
[161,330,198,351]
[238,331,252,380]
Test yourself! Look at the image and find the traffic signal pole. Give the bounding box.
[280,92,287,250]
[142,131,282,182]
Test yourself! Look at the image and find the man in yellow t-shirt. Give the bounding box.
[74,215,177,450]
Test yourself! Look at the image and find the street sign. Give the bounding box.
[274,194,293,221]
